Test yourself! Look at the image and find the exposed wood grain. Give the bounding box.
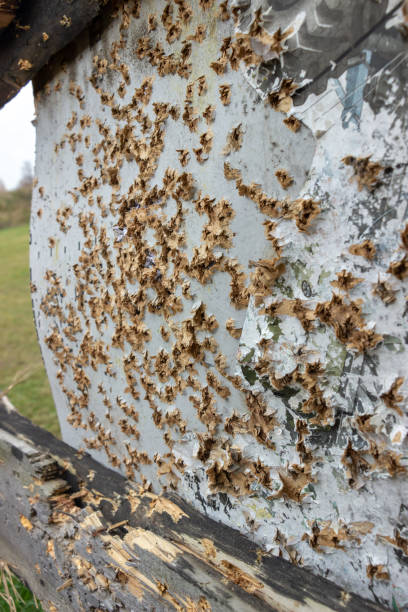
[0,398,385,612]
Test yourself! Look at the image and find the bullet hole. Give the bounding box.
[302,280,312,297]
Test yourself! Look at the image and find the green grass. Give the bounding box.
[0,568,43,612]
[0,224,60,437]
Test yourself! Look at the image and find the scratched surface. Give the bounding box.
[30,1,408,608]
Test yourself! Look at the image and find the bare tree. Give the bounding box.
[0,178,6,192]
[17,160,33,189]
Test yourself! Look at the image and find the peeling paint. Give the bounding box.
[30,1,408,608]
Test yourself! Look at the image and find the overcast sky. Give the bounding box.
[0,83,35,190]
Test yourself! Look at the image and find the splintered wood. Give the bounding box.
[30,0,408,608]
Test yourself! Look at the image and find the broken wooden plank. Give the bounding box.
[0,398,384,612]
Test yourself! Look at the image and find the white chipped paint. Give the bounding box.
[30,1,408,608]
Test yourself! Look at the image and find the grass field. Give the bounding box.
[0,223,60,436]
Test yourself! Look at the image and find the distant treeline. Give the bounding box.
[0,187,32,230]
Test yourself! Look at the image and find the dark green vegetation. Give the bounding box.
[0,187,32,230]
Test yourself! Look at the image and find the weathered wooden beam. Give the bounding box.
[0,0,108,108]
[0,1,20,30]
[0,397,385,612]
